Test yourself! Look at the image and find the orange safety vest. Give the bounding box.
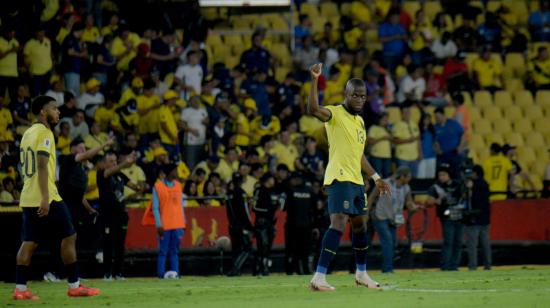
[142,180,186,230]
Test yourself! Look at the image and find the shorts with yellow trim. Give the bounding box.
[21,200,76,243]
[325,181,367,216]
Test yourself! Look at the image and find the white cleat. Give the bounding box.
[355,272,381,289]
[309,277,336,292]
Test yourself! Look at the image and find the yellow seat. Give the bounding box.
[424,1,443,20]
[474,91,493,107]
[517,147,536,166]
[271,43,291,66]
[387,107,401,124]
[513,118,533,134]
[505,53,526,78]
[535,147,550,164]
[531,160,548,178]
[341,2,352,16]
[225,55,240,70]
[275,67,290,83]
[311,17,327,34]
[524,131,546,148]
[534,118,550,134]
[472,120,492,135]
[504,78,525,92]
[524,105,544,120]
[504,105,523,122]
[444,106,456,119]
[467,106,481,123]
[223,35,243,47]
[535,90,550,107]
[402,2,421,18]
[461,91,473,107]
[481,105,502,122]
[469,134,486,151]
[493,90,513,108]
[475,147,490,162]
[320,2,339,18]
[509,1,529,25]
[546,132,550,145]
[492,118,512,134]
[206,33,223,47]
[486,1,502,12]
[514,90,534,108]
[300,3,319,17]
[504,132,525,147]
[544,105,550,118]
[484,133,504,145]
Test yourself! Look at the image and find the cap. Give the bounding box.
[131,77,144,88]
[86,78,101,90]
[163,90,179,101]
[50,75,61,85]
[437,163,451,175]
[153,146,168,157]
[243,98,257,111]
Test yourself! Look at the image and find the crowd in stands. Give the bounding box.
[1,0,550,208]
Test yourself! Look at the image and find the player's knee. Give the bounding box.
[17,242,38,265]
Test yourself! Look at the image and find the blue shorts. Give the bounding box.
[21,200,76,243]
[326,181,368,216]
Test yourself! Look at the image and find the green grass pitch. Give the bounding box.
[2,266,550,307]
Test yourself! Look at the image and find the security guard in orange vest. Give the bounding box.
[149,163,186,278]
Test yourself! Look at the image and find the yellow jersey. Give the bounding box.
[137,94,161,135]
[84,169,99,200]
[324,104,366,186]
[367,125,391,158]
[392,120,420,161]
[235,113,251,147]
[473,58,502,88]
[19,123,62,207]
[0,37,19,77]
[482,154,513,201]
[23,38,53,76]
[159,105,178,145]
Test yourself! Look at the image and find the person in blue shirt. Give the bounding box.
[378,9,407,72]
[529,0,550,41]
[62,22,87,96]
[241,70,271,127]
[418,112,437,179]
[295,14,312,49]
[434,107,465,178]
[240,32,271,75]
[477,12,502,51]
[296,137,325,182]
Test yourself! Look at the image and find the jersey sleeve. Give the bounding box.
[324,105,337,124]
[35,129,54,157]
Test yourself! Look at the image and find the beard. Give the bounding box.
[46,114,58,127]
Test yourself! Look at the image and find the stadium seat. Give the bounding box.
[535,90,550,107]
[469,134,486,151]
[475,147,490,162]
[275,67,290,83]
[481,105,502,122]
[535,147,549,164]
[223,34,243,47]
[531,160,547,178]
[513,118,533,134]
[300,3,319,17]
[467,106,481,123]
[546,132,550,145]
[387,107,401,124]
[505,53,526,78]
[472,120,493,135]
[340,2,352,16]
[504,132,525,147]
[534,118,550,134]
[402,2,421,18]
[201,7,219,20]
[492,118,512,134]
[494,90,513,108]
[225,56,240,70]
[474,91,493,107]
[484,133,504,145]
[509,1,529,25]
[524,105,544,120]
[486,1,502,12]
[232,18,251,30]
[517,147,537,166]
[504,78,525,92]
[311,17,327,34]
[504,105,523,122]
[524,131,546,148]
[424,1,443,20]
[514,90,535,108]
[206,33,223,47]
[320,2,339,18]
[461,91,473,107]
[444,106,456,119]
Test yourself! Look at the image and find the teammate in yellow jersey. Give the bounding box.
[482,143,513,201]
[307,64,391,292]
[13,96,99,301]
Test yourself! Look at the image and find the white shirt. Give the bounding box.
[431,40,458,59]
[175,64,203,95]
[59,118,89,140]
[397,75,426,103]
[45,90,64,107]
[180,106,208,145]
[77,92,105,118]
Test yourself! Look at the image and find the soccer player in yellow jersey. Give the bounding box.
[13,96,99,300]
[482,143,513,201]
[307,64,391,291]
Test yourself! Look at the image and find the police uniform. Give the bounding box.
[284,182,314,274]
[252,185,280,275]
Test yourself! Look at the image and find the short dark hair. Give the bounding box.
[64,91,75,103]
[490,143,501,153]
[434,107,445,115]
[2,177,14,187]
[473,164,484,178]
[31,95,56,115]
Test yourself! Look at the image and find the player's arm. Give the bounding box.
[36,153,50,217]
[306,63,332,122]
[75,137,115,162]
[361,154,391,195]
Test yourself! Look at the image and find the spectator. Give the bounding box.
[396,65,426,104]
[145,146,169,188]
[431,31,458,62]
[77,78,105,118]
[367,113,392,178]
[364,69,384,119]
[59,91,78,119]
[463,165,492,271]
[159,90,181,161]
[409,10,433,66]
[175,51,204,97]
[350,0,373,25]
[426,164,465,271]
[129,43,154,80]
[61,109,89,140]
[315,22,339,47]
[378,9,408,72]
[482,143,512,201]
[369,166,416,273]
[392,103,420,177]
[62,22,88,96]
[112,98,139,135]
[434,107,464,179]
[528,0,550,42]
[235,98,257,148]
[293,36,319,82]
[271,130,299,172]
[150,30,180,78]
[0,26,19,101]
[417,112,437,179]
[473,48,504,93]
[101,13,119,37]
[241,70,271,127]
[111,24,138,72]
[239,162,258,197]
[24,27,53,97]
[501,144,536,198]
[120,147,148,208]
[295,14,312,48]
[120,77,143,107]
[253,173,279,276]
[443,52,473,93]
[57,121,72,155]
[82,14,100,44]
[451,94,469,139]
[94,94,117,131]
[528,46,550,90]
[84,121,109,153]
[0,176,18,202]
[216,147,239,183]
[180,95,208,169]
[240,32,271,75]
[477,12,502,51]
[137,79,162,138]
[452,17,478,51]
[11,84,32,128]
[323,66,344,105]
[423,63,448,106]
[45,76,65,107]
[432,13,453,39]
[93,35,116,88]
[296,137,325,182]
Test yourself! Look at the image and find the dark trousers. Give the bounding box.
[103,212,128,277]
[228,226,253,273]
[464,224,492,270]
[440,219,464,271]
[0,76,18,101]
[30,72,51,97]
[255,218,275,273]
[284,224,312,275]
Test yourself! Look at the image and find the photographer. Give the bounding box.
[463,165,492,271]
[426,164,465,271]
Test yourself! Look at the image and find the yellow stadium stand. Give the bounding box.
[402,2,421,18]
[531,160,548,178]
[535,147,549,163]
[300,2,319,17]
[467,106,481,123]
[484,133,504,145]
[546,132,550,145]
[534,117,550,134]
[271,43,292,66]
[524,131,546,148]
[475,147,490,162]
[320,2,339,19]
[513,118,533,134]
[223,34,243,47]
[461,91,473,106]
[504,132,525,147]
[514,90,535,108]
[275,67,291,83]
[492,118,512,134]
[481,105,502,122]
[444,106,456,119]
[524,105,544,120]
[535,90,550,107]
[517,147,537,166]
[474,91,493,107]
[410,106,421,123]
[469,134,486,151]
[504,105,523,122]
[387,107,401,124]
[505,53,526,78]
[494,90,514,108]
[504,78,525,92]
[509,1,529,25]
[225,56,240,70]
[341,2,352,16]
[424,1,443,20]
[472,120,493,135]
